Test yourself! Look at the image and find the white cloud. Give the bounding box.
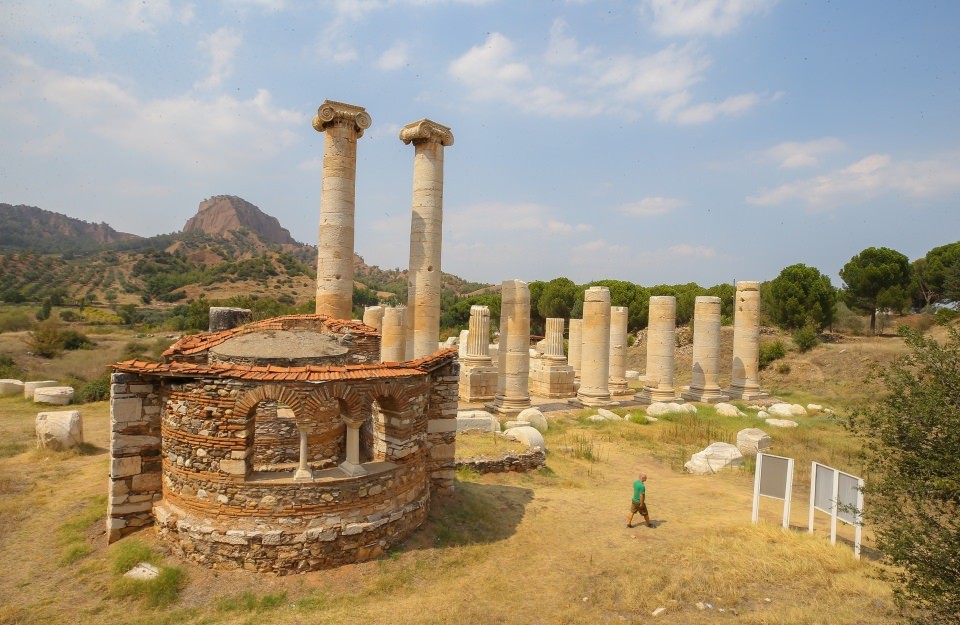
[619,197,686,216]
[195,27,243,91]
[747,153,960,210]
[642,0,778,37]
[5,52,305,175]
[668,243,716,258]
[449,24,771,123]
[0,0,175,55]
[763,137,845,169]
[21,131,68,156]
[446,202,591,238]
[377,43,409,71]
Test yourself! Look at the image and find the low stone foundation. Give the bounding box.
[455,448,545,474]
[154,493,428,573]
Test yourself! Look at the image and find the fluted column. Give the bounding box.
[683,296,729,403]
[489,280,531,414]
[639,296,681,404]
[728,281,768,399]
[466,305,491,361]
[381,306,407,363]
[363,305,384,332]
[459,304,497,402]
[575,287,613,406]
[609,306,632,397]
[569,318,583,379]
[401,119,454,360]
[545,318,565,362]
[313,100,371,319]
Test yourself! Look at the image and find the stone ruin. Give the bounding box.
[107,100,459,573]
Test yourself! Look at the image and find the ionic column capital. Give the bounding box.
[313,100,372,137]
[399,119,454,147]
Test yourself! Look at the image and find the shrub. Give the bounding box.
[61,329,94,350]
[26,319,64,358]
[76,372,111,403]
[122,340,150,361]
[758,340,786,369]
[792,325,819,353]
[0,353,24,379]
[776,362,792,374]
[935,307,959,325]
[0,311,33,333]
[59,310,81,322]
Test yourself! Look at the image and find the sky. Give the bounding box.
[1,0,959,288]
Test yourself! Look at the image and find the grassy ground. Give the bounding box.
[0,388,897,625]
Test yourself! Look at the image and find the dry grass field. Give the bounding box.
[0,322,920,625]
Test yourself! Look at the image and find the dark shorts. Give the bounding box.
[631,500,648,515]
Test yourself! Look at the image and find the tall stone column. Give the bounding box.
[363,305,384,332]
[544,318,565,361]
[313,100,371,319]
[639,296,681,404]
[401,119,454,360]
[574,287,614,407]
[568,318,583,379]
[381,306,407,363]
[683,296,730,403]
[608,306,633,397]
[488,280,532,414]
[727,281,768,400]
[459,305,497,402]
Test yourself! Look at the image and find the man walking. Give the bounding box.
[628,472,652,528]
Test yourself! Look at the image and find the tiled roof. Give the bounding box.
[163,314,378,358]
[116,348,457,381]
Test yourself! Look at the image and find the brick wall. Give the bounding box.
[424,361,459,492]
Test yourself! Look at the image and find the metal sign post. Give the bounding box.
[752,453,795,529]
[809,461,864,559]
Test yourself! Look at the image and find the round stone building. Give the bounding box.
[107,314,458,573]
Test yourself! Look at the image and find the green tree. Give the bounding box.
[839,247,912,334]
[536,277,578,322]
[916,242,960,308]
[26,319,64,358]
[845,327,960,624]
[766,263,837,331]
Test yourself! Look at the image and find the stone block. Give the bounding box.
[684,442,743,474]
[129,384,156,394]
[455,411,500,433]
[765,418,798,428]
[427,419,457,433]
[736,428,771,456]
[219,459,247,475]
[597,408,622,420]
[502,426,545,451]
[111,456,141,478]
[111,396,143,424]
[715,403,746,417]
[0,379,24,397]
[131,472,162,492]
[35,410,83,451]
[517,407,549,431]
[113,434,161,453]
[33,386,73,405]
[23,380,58,399]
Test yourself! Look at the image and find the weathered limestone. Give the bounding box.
[23,380,57,399]
[736,428,771,456]
[0,379,24,397]
[608,306,633,397]
[313,100,372,319]
[362,305,384,332]
[529,317,576,398]
[457,329,469,357]
[459,305,498,402]
[380,306,407,362]
[488,280,532,415]
[682,296,730,403]
[208,307,252,332]
[684,442,744,474]
[568,318,582,379]
[574,287,615,407]
[34,386,74,405]
[639,296,682,404]
[727,281,768,400]
[401,119,454,360]
[36,410,83,450]
[502,425,545,450]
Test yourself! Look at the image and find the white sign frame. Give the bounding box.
[752,453,795,529]
[808,461,865,559]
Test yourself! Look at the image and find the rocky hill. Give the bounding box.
[183,195,298,245]
[0,204,141,254]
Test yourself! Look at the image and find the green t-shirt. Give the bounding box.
[632,480,646,504]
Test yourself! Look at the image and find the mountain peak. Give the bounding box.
[183,195,298,245]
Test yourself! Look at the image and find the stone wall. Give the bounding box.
[456,448,545,474]
[424,360,458,492]
[107,372,163,542]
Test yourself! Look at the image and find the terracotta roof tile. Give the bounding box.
[113,357,427,382]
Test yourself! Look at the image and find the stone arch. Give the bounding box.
[312,382,365,424]
[366,378,430,462]
[234,384,305,419]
